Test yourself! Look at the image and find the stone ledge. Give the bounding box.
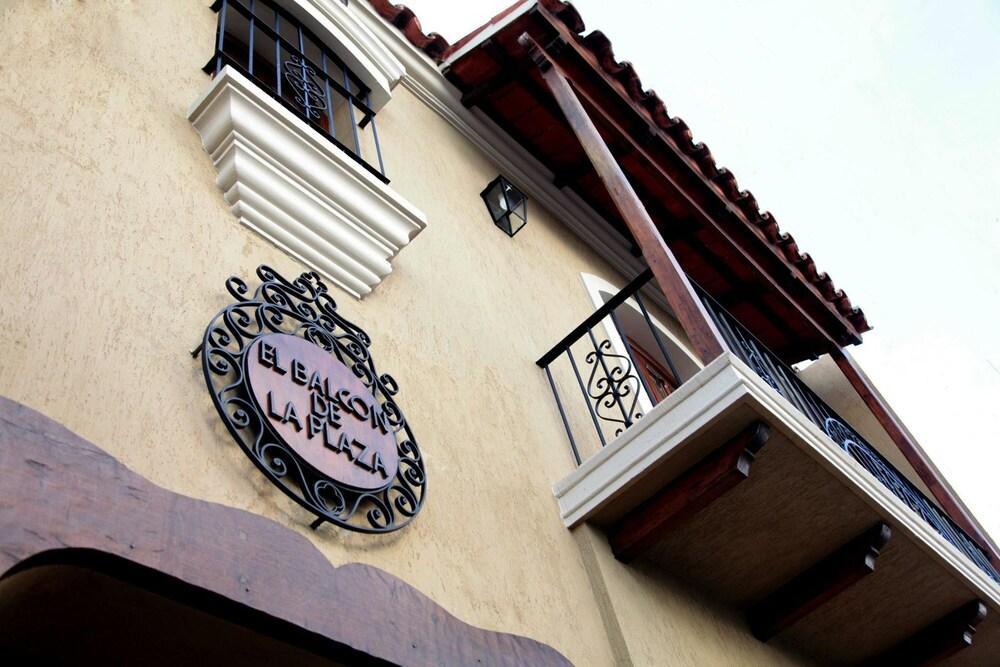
[188,66,426,298]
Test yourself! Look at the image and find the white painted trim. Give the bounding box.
[579,272,701,413]
[553,353,1000,605]
[553,354,739,527]
[278,0,405,110]
[188,66,426,299]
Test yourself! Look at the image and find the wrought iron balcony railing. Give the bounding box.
[536,269,686,465]
[538,272,999,583]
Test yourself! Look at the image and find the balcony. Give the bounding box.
[539,272,999,664]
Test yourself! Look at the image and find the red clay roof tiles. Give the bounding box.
[367,0,870,335]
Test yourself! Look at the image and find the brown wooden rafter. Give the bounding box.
[532,5,863,346]
[537,45,850,352]
[608,421,771,563]
[748,522,892,641]
[518,32,727,366]
[468,28,852,359]
[437,0,876,359]
[863,600,988,666]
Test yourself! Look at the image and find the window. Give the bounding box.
[207,0,387,182]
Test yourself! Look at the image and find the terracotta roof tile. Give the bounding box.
[368,0,449,61]
[367,0,870,334]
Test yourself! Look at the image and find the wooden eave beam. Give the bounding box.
[748,522,892,641]
[863,600,988,666]
[465,32,810,358]
[608,422,770,563]
[458,39,534,109]
[518,33,727,365]
[530,7,862,347]
[714,283,771,309]
[677,239,810,358]
[831,347,998,563]
[551,161,593,189]
[535,58,850,353]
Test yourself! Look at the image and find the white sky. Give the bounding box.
[395,0,1000,537]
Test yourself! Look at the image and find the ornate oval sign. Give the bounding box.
[245,333,399,492]
[197,266,425,533]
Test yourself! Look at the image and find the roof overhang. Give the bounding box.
[435,0,869,362]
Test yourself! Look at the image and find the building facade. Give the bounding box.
[0,1,997,664]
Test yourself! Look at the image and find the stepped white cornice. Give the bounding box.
[188,66,426,298]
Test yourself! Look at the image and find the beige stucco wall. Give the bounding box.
[0,2,810,664]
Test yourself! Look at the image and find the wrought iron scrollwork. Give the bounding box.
[283,55,328,120]
[585,338,642,437]
[694,284,998,582]
[824,416,999,582]
[197,265,425,533]
[734,328,783,394]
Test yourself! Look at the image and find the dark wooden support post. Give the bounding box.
[830,347,995,561]
[863,600,987,666]
[748,522,892,641]
[608,422,770,562]
[518,33,727,366]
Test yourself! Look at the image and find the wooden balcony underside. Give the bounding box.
[644,428,992,664]
[554,355,999,665]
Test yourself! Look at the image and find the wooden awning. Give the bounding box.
[0,396,570,666]
[374,0,871,363]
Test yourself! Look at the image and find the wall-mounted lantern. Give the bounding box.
[480,176,527,237]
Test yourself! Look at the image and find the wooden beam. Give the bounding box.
[748,522,892,641]
[863,600,987,666]
[518,33,727,366]
[552,54,852,350]
[458,39,529,109]
[608,422,770,562]
[830,347,997,562]
[714,283,770,309]
[532,7,862,346]
[675,237,818,363]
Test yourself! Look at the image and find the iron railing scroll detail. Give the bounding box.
[536,270,686,465]
[584,334,643,438]
[282,55,327,121]
[698,290,1000,584]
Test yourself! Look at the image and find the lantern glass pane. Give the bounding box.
[507,213,527,236]
[504,184,526,223]
[485,181,508,222]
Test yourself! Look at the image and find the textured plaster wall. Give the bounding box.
[0,2,808,665]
